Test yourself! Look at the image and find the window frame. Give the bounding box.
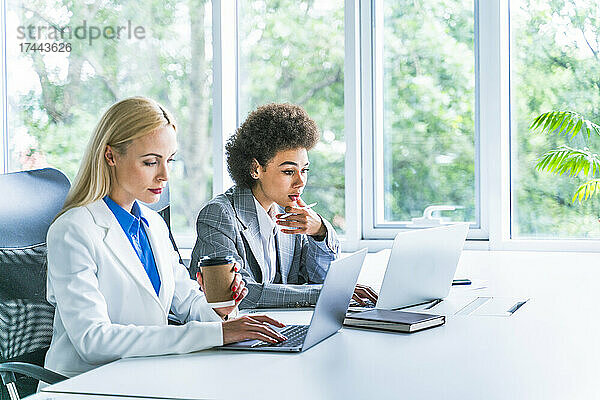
[3,0,600,252]
[0,0,6,175]
[360,0,488,241]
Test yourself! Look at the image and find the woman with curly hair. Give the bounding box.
[191,103,377,309]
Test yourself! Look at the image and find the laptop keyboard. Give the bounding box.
[255,324,309,348]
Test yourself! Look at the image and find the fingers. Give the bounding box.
[276,218,308,230]
[296,197,307,207]
[355,284,378,303]
[222,315,289,345]
[230,273,242,290]
[364,286,379,302]
[276,215,308,225]
[357,284,378,298]
[230,274,245,300]
[276,214,313,235]
[277,219,308,235]
[195,272,204,290]
[353,287,369,300]
[277,221,307,234]
[250,332,283,344]
[276,205,322,236]
[281,205,305,215]
[278,204,314,218]
[234,287,248,305]
[280,230,300,234]
[250,314,286,328]
[243,317,287,342]
[352,293,366,305]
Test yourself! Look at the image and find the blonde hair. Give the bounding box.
[56,96,176,220]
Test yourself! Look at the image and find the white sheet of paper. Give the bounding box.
[471,296,530,317]
[424,295,480,316]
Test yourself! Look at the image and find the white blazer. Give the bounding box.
[43,199,223,378]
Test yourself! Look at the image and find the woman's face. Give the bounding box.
[105,125,177,210]
[252,147,310,210]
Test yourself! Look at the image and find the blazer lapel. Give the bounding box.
[87,201,164,312]
[232,187,266,280]
[140,208,175,311]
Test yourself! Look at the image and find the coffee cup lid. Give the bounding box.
[199,255,236,266]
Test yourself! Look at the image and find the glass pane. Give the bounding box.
[237,0,345,233]
[511,0,600,239]
[381,0,476,225]
[6,0,213,236]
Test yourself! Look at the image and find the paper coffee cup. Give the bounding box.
[199,256,237,307]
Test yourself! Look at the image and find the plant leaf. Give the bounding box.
[530,111,600,140]
[535,146,600,178]
[573,179,600,203]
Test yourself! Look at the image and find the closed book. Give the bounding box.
[344,309,445,333]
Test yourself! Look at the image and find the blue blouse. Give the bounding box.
[103,196,161,296]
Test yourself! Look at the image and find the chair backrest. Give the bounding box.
[0,168,70,249]
[0,168,70,362]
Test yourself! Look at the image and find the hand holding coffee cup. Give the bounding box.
[196,256,247,318]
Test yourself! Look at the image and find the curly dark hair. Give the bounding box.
[226,103,320,188]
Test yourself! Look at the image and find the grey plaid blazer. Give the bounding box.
[190,186,340,309]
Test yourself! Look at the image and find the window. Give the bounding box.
[364,0,478,238]
[6,0,213,235]
[5,1,600,251]
[511,0,600,239]
[237,0,346,233]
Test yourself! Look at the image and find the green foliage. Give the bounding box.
[536,145,600,178]
[513,0,600,238]
[531,111,600,203]
[237,0,346,232]
[574,178,600,202]
[530,111,600,140]
[8,0,213,235]
[9,0,600,239]
[381,0,475,222]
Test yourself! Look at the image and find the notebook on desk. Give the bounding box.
[344,309,445,333]
[348,224,469,313]
[221,248,367,352]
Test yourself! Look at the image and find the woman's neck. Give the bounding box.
[251,185,274,213]
[108,189,135,213]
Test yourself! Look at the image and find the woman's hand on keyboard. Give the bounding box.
[222,315,287,345]
[352,284,379,305]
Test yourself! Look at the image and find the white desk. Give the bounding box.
[27,394,171,400]
[35,250,600,399]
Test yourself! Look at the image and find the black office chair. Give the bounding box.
[0,168,70,399]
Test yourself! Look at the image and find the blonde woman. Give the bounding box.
[43,97,285,380]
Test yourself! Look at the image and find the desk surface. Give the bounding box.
[36,250,600,400]
[28,394,171,400]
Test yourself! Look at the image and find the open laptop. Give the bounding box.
[350,224,469,312]
[221,248,367,352]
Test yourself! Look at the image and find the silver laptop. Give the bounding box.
[352,224,468,311]
[221,248,367,352]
